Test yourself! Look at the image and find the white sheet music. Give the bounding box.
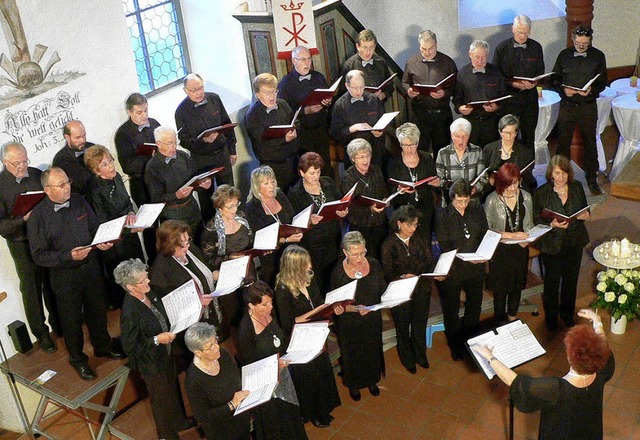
[161,280,202,333]
[281,322,330,364]
[368,111,400,131]
[180,167,220,190]
[234,353,279,415]
[470,167,489,186]
[360,276,418,311]
[456,230,501,261]
[211,255,250,297]
[502,224,552,244]
[324,279,358,304]
[90,215,127,246]
[468,320,546,379]
[125,203,165,229]
[253,222,279,250]
[292,204,313,228]
[422,250,457,277]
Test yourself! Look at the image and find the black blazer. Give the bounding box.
[149,244,212,297]
[120,291,172,376]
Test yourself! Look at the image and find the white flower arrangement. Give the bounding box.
[593,269,640,321]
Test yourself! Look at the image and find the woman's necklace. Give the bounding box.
[250,313,270,329]
[406,165,419,201]
[396,233,411,256]
[553,185,568,197]
[262,199,281,224]
[307,187,326,208]
[174,255,188,265]
[564,369,594,388]
[358,174,371,188]
[194,356,220,376]
[501,144,513,160]
[500,191,520,232]
[344,259,364,279]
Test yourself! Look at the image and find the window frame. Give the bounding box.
[123,0,192,96]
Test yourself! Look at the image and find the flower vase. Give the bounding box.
[610,315,627,335]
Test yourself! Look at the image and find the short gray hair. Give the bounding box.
[418,30,437,45]
[154,126,176,143]
[498,114,520,132]
[41,166,63,188]
[342,230,366,251]
[292,45,310,59]
[345,69,364,85]
[183,73,203,87]
[469,40,489,53]
[248,165,277,201]
[450,118,472,135]
[1,142,26,161]
[113,258,148,290]
[346,138,372,161]
[513,15,531,28]
[185,322,217,353]
[396,122,420,146]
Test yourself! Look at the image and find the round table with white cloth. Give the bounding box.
[610,93,640,180]
[534,90,560,164]
[610,77,640,96]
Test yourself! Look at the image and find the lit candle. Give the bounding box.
[611,240,620,257]
[621,238,630,258]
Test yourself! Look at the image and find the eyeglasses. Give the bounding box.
[186,85,205,93]
[346,249,367,258]
[201,338,219,351]
[293,56,312,62]
[353,154,371,161]
[452,197,471,206]
[98,158,115,169]
[223,202,241,210]
[260,89,278,97]
[47,179,72,189]
[401,143,418,148]
[5,158,29,167]
[307,269,315,278]
[178,237,193,248]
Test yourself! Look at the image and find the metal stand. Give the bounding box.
[509,398,515,440]
[0,345,129,440]
[0,335,35,439]
[26,366,129,439]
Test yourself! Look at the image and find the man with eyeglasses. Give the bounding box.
[403,30,458,157]
[552,24,607,195]
[330,70,385,168]
[453,40,507,148]
[52,120,95,196]
[0,142,60,354]
[175,73,236,221]
[115,93,160,261]
[245,73,300,192]
[28,166,125,380]
[278,45,333,177]
[339,29,393,103]
[145,126,211,239]
[493,15,545,153]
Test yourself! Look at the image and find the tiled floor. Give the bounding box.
[3,127,640,439]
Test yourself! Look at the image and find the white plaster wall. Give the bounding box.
[0,0,138,432]
[343,0,636,73]
[593,0,640,68]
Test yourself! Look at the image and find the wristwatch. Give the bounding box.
[153,336,159,346]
